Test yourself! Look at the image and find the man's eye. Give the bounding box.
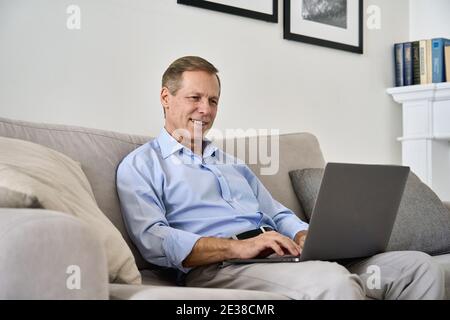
[189,96,200,101]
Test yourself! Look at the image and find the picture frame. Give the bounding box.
[284,0,363,54]
[177,0,278,23]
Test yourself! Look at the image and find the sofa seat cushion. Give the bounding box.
[289,168,450,256]
[109,283,288,300]
[0,136,141,284]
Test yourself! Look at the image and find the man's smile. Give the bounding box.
[189,118,208,126]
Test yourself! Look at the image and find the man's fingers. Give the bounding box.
[248,231,303,257]
[267,242,284,256]
[264,232,300,256]
[275,238,300,256]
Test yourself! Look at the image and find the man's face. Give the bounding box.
[161,70,220,143]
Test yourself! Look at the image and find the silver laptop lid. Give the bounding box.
[300,163,410,262]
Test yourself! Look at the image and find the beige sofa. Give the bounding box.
[0,116,449,299]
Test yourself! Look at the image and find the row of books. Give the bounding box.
[394,38,450,87]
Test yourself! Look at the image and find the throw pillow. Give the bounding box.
[289,168,450,255]
[0,136,141,284]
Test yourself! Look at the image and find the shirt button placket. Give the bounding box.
[211,167,232,202]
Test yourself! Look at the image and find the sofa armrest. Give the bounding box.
[0,208,108,299]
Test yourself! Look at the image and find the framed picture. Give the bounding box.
[284,0,363,54]
[177,0,278,23]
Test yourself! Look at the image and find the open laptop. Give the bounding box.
[224,162,410,265]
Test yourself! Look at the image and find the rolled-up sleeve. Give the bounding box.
[116,156,201,273]
[242,166,309,240]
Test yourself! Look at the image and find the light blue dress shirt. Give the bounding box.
[116,128,309,273]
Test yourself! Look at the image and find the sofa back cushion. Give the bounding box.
[0,117,325,269]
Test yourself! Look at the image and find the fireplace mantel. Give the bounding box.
[387,83,450,201]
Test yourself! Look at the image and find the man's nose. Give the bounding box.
[198,99,212,115]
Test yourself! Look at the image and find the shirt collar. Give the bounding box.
[156,127,218,159]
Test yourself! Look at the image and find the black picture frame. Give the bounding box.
[177,0,279,23]
[284,0,363,54]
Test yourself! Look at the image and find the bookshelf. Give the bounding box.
[387,82,450,201]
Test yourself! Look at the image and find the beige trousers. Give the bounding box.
[185,251,445,300]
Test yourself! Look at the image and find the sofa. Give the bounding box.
[0,116,449,300]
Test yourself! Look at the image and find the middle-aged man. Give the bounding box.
[116,56,445,300]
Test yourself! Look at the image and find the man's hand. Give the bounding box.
[294,230,308,253]
[183,231,302,268]
[233,231,301,259]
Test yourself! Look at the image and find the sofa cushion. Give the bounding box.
[288,168,323,221]
[0,186,42,208]
[109,283,289,300]
[0,136,141,284]
[0,116,152,270]
[289,168,450,256]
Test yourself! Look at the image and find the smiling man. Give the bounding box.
[116,56,444,300]
[160,62,219,155]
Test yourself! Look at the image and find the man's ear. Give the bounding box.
[160,87,170,111]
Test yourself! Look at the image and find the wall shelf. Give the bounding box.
[387,82,450,201]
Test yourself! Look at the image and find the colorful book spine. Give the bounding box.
[432,38,450,83]
[394,43,404,87]
[412,41,421,85]
[419,40,428,84]
[393,38,449,87]
[404,42,413,86]
[446,44,450,84]
[426,40,433,84]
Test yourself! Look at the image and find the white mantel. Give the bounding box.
[387,83,450,201]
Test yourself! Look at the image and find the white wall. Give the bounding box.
[410,0,450,40]
[0,0,410,164]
